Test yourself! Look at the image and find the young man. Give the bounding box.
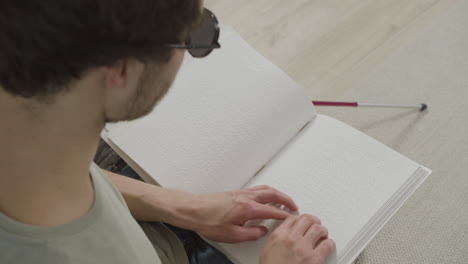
[0,1,335,263]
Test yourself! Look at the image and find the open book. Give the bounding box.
[103,27,431,264]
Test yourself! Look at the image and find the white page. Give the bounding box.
[107,27,315,193]
[217,114,422,263]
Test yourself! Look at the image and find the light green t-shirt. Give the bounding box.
[0,163,186,264]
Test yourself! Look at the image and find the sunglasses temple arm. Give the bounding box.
[166,44,221,49]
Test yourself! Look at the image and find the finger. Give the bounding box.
[253,188,298,211]
[291,214,322,237]
[315,238,336,256]
[246,203,291,221]
[305,224,328,245]
[246,185,270,191]
[274,215,299,234]
[228,225,269,243]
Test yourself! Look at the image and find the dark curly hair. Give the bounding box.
[0,0,201,98]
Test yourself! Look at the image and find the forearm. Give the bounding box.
[104,170,300,244]
[104,170,194,225]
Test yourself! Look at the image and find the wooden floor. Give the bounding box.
[205,0,458,99]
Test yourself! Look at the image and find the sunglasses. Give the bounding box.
[167,8,221,58]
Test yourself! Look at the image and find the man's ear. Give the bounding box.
[105,60,126,91]
[101,59,145,120]
[103,59,144,94]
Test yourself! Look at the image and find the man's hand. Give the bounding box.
[260,214,336,264]
[106,171,298,243]
[178,185,299,243]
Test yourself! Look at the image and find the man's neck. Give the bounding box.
[0,85,105,226]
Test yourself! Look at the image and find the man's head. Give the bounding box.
[0,0,202,122]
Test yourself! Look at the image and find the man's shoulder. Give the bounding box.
[89,162,127,205]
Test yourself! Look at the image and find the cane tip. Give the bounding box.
[420,104,428,111]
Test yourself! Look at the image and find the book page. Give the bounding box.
[107,27,315,193]
[217,114,421,263]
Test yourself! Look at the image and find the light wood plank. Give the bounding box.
[205,0,452,100]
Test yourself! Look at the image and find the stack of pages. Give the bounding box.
[103,26,431,264]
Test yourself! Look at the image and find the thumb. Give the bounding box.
[229,225,269,243]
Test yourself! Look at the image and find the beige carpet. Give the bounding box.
[318,1,468,263]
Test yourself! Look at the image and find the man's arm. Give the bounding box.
[104,170,299,243]
[105,170,187,224]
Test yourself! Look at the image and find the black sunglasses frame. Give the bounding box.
[166,8,221,58]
